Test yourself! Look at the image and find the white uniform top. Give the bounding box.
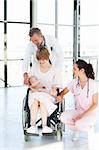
[22,35,63,74]
[29,64,62,90]
[67,78,98,113]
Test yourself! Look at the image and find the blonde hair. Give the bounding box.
[36,47,50,60]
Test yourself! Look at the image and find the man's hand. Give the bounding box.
[23,73,29,85]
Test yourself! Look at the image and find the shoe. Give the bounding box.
[27,126,38,134]
[42,126,53,133]
[72,131,79,141]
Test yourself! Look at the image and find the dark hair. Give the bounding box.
[36,46,50,61]
[29,27,42,37]
[75,59,95,80]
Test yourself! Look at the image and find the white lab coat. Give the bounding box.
[22,35,63,74]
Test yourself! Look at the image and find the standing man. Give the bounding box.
[22,27,63,85]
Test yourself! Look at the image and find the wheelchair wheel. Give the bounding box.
[56,129,62,141]
[22,99,30,134]
[24,134,29,142]
[56,122,62,141]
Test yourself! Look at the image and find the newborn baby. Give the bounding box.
[29,76,46,92]
[29,76,58,96]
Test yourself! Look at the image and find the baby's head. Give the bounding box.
[29,76,38,84]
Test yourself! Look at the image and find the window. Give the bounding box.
[0,0,30,87]
[37,0,55,24]
[58,0,73,25]
[81,0,99,57]
[80,0,99,80]
[7,24,30,59]
[0,0,4,21]
[7,0,30,22]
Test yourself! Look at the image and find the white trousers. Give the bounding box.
[28,91,57,116]
[60,109,97,132]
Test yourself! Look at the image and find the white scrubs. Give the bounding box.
[61,78,98,131]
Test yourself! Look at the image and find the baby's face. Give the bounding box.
[30,76,37,83]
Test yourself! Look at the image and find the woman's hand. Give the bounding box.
[56,95,63,103]
[72,113,84,121]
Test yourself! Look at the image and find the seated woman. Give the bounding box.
[56,59,98,141]
[27,47,62,134]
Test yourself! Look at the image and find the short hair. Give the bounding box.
[36,47,50,61]
[29,27,42,37]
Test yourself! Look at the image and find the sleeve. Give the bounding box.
[46,35,64,69]
[22,43,34,74]
[28,64,36,78]
[67,79,75,93]
[92,81,98,94]
[52,68,63,88]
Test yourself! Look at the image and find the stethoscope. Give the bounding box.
[76,77,89,98]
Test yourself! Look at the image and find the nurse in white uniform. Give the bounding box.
[56,59,98,140]
[27,47,62,134]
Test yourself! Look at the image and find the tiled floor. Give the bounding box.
[0,86,99,150]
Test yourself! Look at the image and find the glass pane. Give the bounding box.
[0,24,4,60]
[81,0,99,25]
[58,0,73,25]
[81,26,99,56]
[7,24,30,59]
[8,61,23,86]
[63,59,73,84]
[7,0,30,22]
[0,0,4,20]
[37,0,55,24]
[0,61,4,87]
[58,26,73,57]
[37,24,55,37]
[58,26,73,90]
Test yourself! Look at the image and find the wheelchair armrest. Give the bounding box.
[56,87,63,96]
[56,88,65,113]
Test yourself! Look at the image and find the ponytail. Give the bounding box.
[75,59,95,80]
[86,64,95,79]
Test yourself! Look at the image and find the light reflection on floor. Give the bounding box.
[0,86,99,150]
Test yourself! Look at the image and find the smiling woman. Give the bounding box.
[26,47,62,134]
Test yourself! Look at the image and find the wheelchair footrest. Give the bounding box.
[25,132,39,136]
[42,131,56,136]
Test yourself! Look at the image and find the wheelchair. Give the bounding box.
[22,88,65,141]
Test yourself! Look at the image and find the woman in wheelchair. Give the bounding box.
[26,47,62,134]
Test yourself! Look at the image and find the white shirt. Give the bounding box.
[22,35,63,74]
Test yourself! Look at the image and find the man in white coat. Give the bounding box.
[22,27,63,85]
